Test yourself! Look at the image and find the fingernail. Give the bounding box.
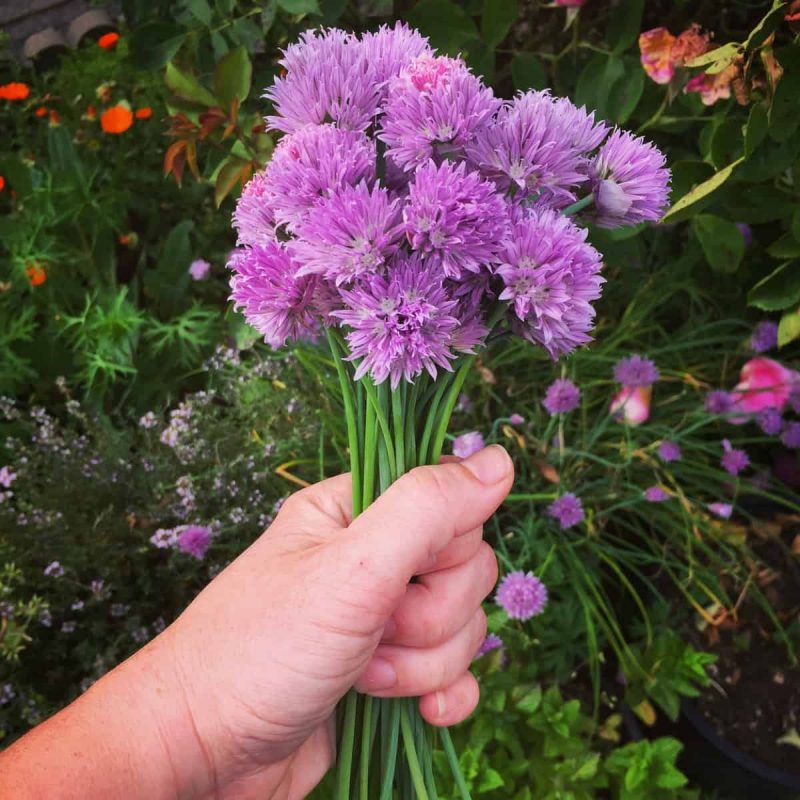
[435,690,446,717]
[360,657,397,691]
[462,445,510,485]
[381,617,397,641]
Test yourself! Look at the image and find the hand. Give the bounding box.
[0,445,513,800]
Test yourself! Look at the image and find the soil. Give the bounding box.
[686,513,800,775]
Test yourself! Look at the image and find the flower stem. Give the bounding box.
[399,699,430,800]
[379,700,401,800]
[337,690,359,800]
[441,726,472,800]
[359,695,374,800]
[562,193,594,216]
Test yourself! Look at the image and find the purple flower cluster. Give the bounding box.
[657,441,682,463]
[229,25,670,386]
[614,355,660,388]
[547,493,585,529]
[720,439,749,476]
[751,321,778,353]
[542,378,581,415]
[495,571,549,620]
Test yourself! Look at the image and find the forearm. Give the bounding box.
[0,635,211,800]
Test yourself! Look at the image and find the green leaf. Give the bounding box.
[215,156,249,207]
[779,309,800,347]
[47,125,81,177]
[185,0,213,25]
[482,0,517,48]
[517,685,542,714]
[606,0,645,54]
[723,184,797,223]
[0,156,32,198]
[478,768,505,792]
[129,22,186,70]
[575,54,625,118]
[692,214,745,273]
[769,55,800,142]
[276,0,321,12]
[145,220,194,315]
[744,102,769,157]
[405,0,480,55]
[165,61,218,107]
[661,156,744,224]
[744,0,790,52]
[793,209,800,243]
[748,262,800,311]
[685,42,740,69]
[214,45,252,108]
[261,0,277,31]
[605,56,644,124]
[511,52,546,91]
[767,233,800,259]
[316,0,347,23]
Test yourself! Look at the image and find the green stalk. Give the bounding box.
[362,378,397,480]
[430,357,475,464]
[359,695,374,800]
[405,380,420,469]
[399,699,430,800]
[440,727,472,800]
[363,397,377,508]
[562,193,594,216]
[392,386,405,476]
[418,378,450,465]
[379,700,401,800]
[337,690,359,800]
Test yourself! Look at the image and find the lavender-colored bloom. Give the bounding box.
[334,253,463,388]
[189,259,211,281]
[495,571,548,620]
[359,22,433,90]
[781,421,800,449]
[509,413,525,425]
[228,242,319,349]
[467,90,606,206]
[475,633,504,659]
[736,223,752,247]
[547,493,585,529]
[452,431,485,458]
[232,170,276,247]
[38,610,52,628]
[542,378,581,415]
[292,183,403,284]
[265,28,383,134]
[0,683,15,706]
[705,390,734,415]
[0,465,15,488]
[499,208,604,358]
[264,125,376,232]
[150,527,178,549]
[403,159,510,279]
[589,129,670,228]
[756,407,783,436]
[110,603,129,618]
[71,600,84,611]
[379,55,501,171]
[613,355,660,388]
[90,579,105,597]
[644,486,670,502]
[658,441,682,463]
[708,502,733,519]
[61,621,76,634]
[138,411,157,430]
[177,525,212,560]
[751,321,778,353]
[721,439,749,475]
[44,561,64,578]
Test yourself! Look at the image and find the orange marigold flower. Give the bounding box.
[98,32,120,50]
[25,263,47,287]
[101,105,134,134]
[35,106,48,117]
[0,82,30,101]
[134,107,153,120]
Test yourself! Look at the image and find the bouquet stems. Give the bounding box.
[326,329,475,799]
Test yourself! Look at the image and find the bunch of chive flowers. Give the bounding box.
[228,23,670,387]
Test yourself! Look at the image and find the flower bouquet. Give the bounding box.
[228,22,669,799]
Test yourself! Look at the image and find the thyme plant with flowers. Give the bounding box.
[227,22,670,799]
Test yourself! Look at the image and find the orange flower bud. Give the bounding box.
[0,82,30,101]
[101,105,134,134]
[98,32,120,50]
[134,107,153,120]
[25,263,47,287]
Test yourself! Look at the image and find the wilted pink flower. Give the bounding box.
[453,431,485,458]
[684,67,737,106]
[731,357,792,416]
[610,386,651,425]
[639,24,710,85]
[708,502,733,519]
[189,259,211,280]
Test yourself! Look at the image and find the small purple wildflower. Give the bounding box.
[110,603,129,618]
[751,321,778,353]
[452,431,485,459]
[705,390,734,415]
[474,633,504,660]
[721,439,749,476]
[138,411,157,430]
[71,600,84,611]
[781,421,800,449]
[644,486,670,502]
[509,413,525,425]
[43,561,64,578]
[150,528,178,549]
[736,223,752,247]
[0,684,15,706]
[61,621,76,634]
[0,466,16,488]
[756,407,783,436]
[613,355,660,388]
[495,571,548,620]
[708,502,733,519]
[657,441,682,463]
[542,378,581,415]
[547,493,585,529]
[177,525,212,560]
[189,259,211,281]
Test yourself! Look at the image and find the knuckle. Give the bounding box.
[477,542,499,593]
[418,600,446,647]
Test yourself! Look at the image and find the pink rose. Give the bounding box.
[731,357,793,418]
[610,386,651,425]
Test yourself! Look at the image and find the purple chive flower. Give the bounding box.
[177,525,212,560]
[613,355,660,388]
[708,502,733,519]
[756,407,783,436]
[658,441,682,463]
[228,241,319,349]
[542,378,581,415]
[264,125,376,232]
[644,486,670,502]
[467,90,606,207]
[705,389,734,415]
[379,54,501,171]
[359,23,433,86]
[495,571,548,620]
[189,259,211,281]
[334,253,466,387]
[403,159,510,279]
[499,208,604,358]
[43,561,64,578]
[547,493,585,529]
[751,321,778,353]
[474,633,504,660]
[589,129,670,228]
[232,170,276,247]
[291,183,403,285]
[721,439,749,476]
[781,421,800,449]
[0,466,16,488]
[509,413,525,425]
[452,431,485,458]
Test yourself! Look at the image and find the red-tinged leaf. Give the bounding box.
[222,122,235,140]
[163,140,187,185]
[198,108,226,139]
[215,156,249,207]
[185,139,199,179]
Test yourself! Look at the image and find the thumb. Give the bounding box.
[341,445,513,601]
